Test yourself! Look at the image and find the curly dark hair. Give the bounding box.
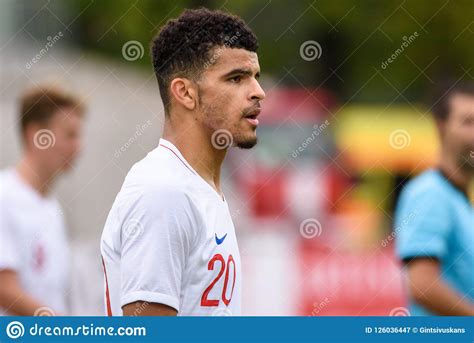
[150,7,258,114]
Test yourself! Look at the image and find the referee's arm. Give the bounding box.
[405,257,474,316]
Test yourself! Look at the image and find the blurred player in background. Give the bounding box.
[101,8,265,316]
[395,81,474,315]
[0,86,84,315]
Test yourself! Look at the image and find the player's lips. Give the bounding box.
[243,107,261,126]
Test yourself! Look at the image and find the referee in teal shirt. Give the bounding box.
[395,81,474,316]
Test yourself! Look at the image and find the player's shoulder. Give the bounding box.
[0,168,13,194]
[130,145,184,180]
[119,145,199,206]
[0,170,10,212]
[401,169,449,200]
[0,168,63,221]
[0,168,21,204]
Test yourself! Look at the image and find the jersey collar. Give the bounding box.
[158,138,197,176]
[158,138,226,202]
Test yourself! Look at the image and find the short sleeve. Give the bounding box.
[395,188,452,262]
[119,186,198,312]
[0,200,22,272]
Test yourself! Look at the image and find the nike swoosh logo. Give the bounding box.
[215,233,228,245]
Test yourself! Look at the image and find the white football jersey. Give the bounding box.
[101,139,241,316]
[0,168,70,315]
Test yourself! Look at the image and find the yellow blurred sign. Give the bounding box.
[334,105,439,173]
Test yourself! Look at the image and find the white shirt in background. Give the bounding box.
[0,168,69,315]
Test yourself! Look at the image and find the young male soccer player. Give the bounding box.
[0,86,84,315]
[101,8,265,316]
[395,81,474,315]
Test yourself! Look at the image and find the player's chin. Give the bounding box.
[235,133,258,149]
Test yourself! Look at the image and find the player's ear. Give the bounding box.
[23,122,46,151]
[169,78,197,111]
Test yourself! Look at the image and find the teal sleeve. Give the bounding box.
[395,188,452,261]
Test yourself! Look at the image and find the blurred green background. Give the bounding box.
[60,0,473,102]
[0,0,472,316]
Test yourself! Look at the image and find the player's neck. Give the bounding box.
[162,123,226,195]
[16,154,55,197]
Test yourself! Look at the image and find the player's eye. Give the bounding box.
[229,75,242,83]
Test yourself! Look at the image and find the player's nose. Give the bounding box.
[250,79,265,102]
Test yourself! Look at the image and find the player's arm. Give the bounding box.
[0,269,47,316]
[0,208,53,316]
[406,257,474,316]
[122,301,177,316]
[118,186,197,317]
